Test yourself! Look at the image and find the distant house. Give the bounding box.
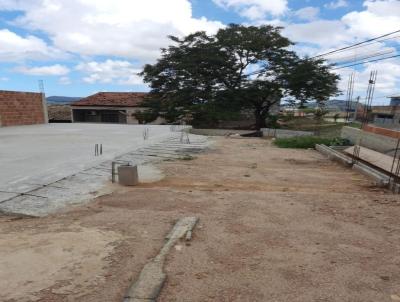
[0,90,48,127]
[389,95,400,107]
[71,92,163,124]
[370,95,400,126]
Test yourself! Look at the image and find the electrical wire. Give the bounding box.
[317,34,400,61]
[310,29,400,59]
[333,53,400,70]
[328,49,395,64]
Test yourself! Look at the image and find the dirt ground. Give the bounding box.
[1,137,400,302]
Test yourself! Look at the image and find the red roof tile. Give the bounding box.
[72,92,147,107]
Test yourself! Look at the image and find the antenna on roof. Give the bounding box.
[38,80,49,124]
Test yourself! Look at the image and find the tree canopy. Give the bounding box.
[141,24,340,129]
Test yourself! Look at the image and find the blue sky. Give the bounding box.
[0,0,399,103]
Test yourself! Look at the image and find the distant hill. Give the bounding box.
[46,96,82,105]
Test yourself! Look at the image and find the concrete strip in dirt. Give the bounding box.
[124,217,198,302]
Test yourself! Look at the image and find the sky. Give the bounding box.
[0,0,399,104]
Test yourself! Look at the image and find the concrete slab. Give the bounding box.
[0,192,19,203]
[0,124,209,216]
[0,123,173,192]
[344,146,399,173]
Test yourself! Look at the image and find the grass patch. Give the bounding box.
[274,136,335,149]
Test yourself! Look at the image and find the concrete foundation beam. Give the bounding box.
[389,182,400,194]
[352,163,390,187]
[315,144,353,167]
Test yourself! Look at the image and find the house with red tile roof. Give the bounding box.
[71,92,163,124]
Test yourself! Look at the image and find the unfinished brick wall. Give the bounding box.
[363,124,400,139]
[0,90,46,127]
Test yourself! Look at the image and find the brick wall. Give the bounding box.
[0,90,46,127]
[363,124,400,139]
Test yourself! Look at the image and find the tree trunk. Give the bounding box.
[254,110,267,130]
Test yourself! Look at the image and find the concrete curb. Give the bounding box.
[315,144,353,167]
[353,163,390,187]
[124,217,199,302]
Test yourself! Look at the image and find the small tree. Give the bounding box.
[313,106,328,135]
[133,110,158,124]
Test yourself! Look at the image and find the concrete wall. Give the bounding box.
[341,126,398,154]
[189,128,254,136]
[261,128,313,138]
[0,90,46,127]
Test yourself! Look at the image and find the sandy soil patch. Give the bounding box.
[0,226,121,301]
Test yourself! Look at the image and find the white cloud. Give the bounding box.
[58,76,71,85]
[335,58,400,101]
[343,0,400,37]
[1,0,223,62]
[325,0,348,10]
[0,76,8,81]
[0,29,65,62]
[294,7,320,21]
[13,64,70,76]
[213,0,288,20]
[284,20,352,47]
[76,60,143,85]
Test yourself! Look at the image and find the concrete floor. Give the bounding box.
[0,123,173,193]
[0,123,208,216]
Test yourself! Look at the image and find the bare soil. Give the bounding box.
[1,138,399,302]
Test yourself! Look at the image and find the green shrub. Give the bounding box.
[274,136,333,149]
[330,137,351,146]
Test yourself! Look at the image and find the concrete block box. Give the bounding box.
[118,165,139,186]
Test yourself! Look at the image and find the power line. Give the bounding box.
[333,50,398,68]
[333,49,395,65]
[244,31,400,77]
[247,51,398,76]
[319,34,400,61]
[333,53,400,70]
[310,29,400,59]
[323,34,400,59]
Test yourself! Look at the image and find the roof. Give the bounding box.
[372,106,400,114]
[71,92,147,107]
[48,105,72,121]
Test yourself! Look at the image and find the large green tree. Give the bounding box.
[141,24,340,129]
